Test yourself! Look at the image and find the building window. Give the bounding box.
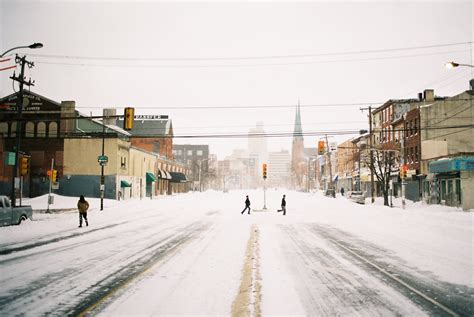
[0,122,7,137]
[177,150,182,155]
[121,157,127,169]
[187,150,193,156]
[49,122,58,137]
[197,150,203,156]
[414,118,418,135]
[25,122,35,138]
[10,122,17,137]
[37,122,46,138]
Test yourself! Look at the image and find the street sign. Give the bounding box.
[97,155,108,163]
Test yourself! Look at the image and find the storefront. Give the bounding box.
[426,157,474,210]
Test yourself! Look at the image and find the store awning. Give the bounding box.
[164,171,172,180]
[157,169,171,180]
[169,172,188,183]
[120,180,132,188]
[146,172,157,183]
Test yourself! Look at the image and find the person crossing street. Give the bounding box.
[277,194,286,215]
[241,195,251,214]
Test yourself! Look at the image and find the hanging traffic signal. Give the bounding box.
[20,156,29,176]
[52,169,58,183]
[124,107,135,130]
[263,163,267,179]
[318,141,325,155]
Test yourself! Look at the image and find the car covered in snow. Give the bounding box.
[0,195,33,226]
[348,191,366,204]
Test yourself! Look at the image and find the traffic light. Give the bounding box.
[52,169,58,183]
[47,170,51,179]
[124,107,135,130]
[401,164,408,178]
[20,156,29,176]
[318,141,325,155]
[263,163,267,179]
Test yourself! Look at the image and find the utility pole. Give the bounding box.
[325,134,333,190]
[10,55,35,207]
[369,106,375,203]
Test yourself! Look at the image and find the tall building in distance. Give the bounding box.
[248,121,268,176]
[268,150,291,187]
[291,102,305,188]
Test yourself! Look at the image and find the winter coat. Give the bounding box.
[78,200,89,214]
[245,198,250,206]
[281,198,286,207]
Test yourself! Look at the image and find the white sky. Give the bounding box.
[1,1,473,159]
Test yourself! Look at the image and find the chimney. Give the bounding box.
[60,101,76,135]
[418,92,423,101]
[470,79,474,91]
[423,89,434,102]
[103,108,117,126]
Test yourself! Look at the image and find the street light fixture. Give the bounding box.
[445,61,474,69]
[1,43,43,57]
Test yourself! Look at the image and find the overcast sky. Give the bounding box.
[1,1,472,159]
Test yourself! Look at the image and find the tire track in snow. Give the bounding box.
[231,224,261,317]
[0,221,208,316]
[279,224,424,316]
[71,221,210,317]
[310,224,472,317]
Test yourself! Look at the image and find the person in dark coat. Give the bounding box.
[241,195,251,214]
[340,187,345,196]
[77,195,89,227]
[277,194,286,215]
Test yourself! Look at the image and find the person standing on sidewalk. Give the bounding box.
[241,195,251,214]
[277,194,286,215]
[77,195,89,227]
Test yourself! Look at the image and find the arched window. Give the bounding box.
[10,122,16,137]
[48,122,58,138]
[37,122,46,138]
[0,122,7,137]
[25,122,35,138]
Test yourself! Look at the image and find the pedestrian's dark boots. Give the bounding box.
[86,221,88,227]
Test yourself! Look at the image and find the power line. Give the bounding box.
[28,41,472,62]
[32,49,470,69]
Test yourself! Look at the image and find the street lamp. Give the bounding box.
[1,43,43,57]
[445,61,474,69]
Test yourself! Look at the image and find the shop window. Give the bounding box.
[0,122,7,137]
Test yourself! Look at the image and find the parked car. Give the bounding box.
[324,188,336,198]
[0,195,33,226]
[348,191,366,204]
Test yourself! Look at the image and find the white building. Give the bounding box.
[248,122,268,173]
[268,150,291,187]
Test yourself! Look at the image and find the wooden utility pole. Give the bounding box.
[369,106,375,203]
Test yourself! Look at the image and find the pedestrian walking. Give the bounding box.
[77,195,89,227]
[277,194,287,215]
[340,187,345,196]
[241,195,251,214]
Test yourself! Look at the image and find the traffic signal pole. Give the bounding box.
[46,158,54,213]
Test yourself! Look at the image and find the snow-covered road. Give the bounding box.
[0,190,472,316]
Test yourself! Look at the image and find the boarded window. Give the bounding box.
[30,151,45,167]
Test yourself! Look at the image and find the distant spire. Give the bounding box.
[293,100,303,140]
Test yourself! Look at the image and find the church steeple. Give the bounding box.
[293,101,303,141]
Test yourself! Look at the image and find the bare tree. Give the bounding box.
[365,148,399,206]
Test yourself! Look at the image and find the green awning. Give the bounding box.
[121,180,132,187]
[146,172,157,183]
